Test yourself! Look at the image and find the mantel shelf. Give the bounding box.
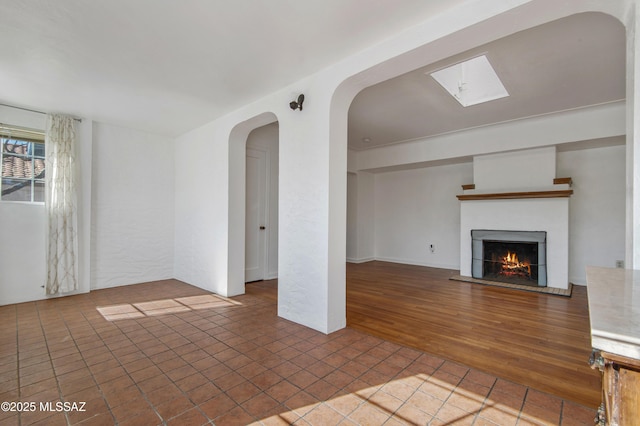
[457,190,573,201]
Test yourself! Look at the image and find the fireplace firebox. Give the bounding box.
[471,230,547,287]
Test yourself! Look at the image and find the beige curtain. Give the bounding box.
[45,114,78,295]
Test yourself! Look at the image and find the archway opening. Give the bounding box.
[227,112,278,297]
[245,122,279,284]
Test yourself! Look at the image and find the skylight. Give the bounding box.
[430,55,509,107]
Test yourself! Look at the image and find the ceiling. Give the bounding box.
[0,4,626,148]
[0,0,468,137]
[348,12,626,151]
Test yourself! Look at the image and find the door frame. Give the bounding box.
[245,146,270,282]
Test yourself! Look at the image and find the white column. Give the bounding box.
[278,97,336,333]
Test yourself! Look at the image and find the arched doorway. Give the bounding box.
[245,122,279,283]
[227,112,278,296]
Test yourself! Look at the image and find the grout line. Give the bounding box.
[14,304,21,426]
[517,387,529,424]
[78,308,141,425]
[8,281,596,425]
[33,300,72,425]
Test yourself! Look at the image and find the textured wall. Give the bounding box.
[91,122,175,289]
[0,107,48,305]
[0,107,92,305]
[374,162,473,270]
[355,145,624,287]
[558,144,626,284]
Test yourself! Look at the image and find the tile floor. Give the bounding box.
[0,279,596,425]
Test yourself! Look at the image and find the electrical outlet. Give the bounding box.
[616,260,625,268]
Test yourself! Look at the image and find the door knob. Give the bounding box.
[260,226,266,230]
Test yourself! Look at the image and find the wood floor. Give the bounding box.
[345,261,601,408]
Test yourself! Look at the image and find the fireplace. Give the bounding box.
[459,147,569,289]
[471,230,547,287]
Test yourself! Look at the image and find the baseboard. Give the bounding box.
[374,256,459,271]
[569,276,586,286]
[346,257,375,264]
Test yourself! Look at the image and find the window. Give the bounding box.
[1,124,46,202]
[429,55,509,107]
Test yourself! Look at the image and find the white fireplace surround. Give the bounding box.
[459,148,570,290]
[460,198,569,289]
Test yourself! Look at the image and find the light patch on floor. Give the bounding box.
[96,303,145,321]
[257,375,563,425]
[97,294,241,321]
[176,294,242,310]
[133,299,191,316]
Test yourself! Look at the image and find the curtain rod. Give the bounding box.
[0,102,82,122]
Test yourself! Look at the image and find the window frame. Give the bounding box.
[1,124,46,204]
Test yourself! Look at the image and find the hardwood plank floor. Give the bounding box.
[346,261,601,408]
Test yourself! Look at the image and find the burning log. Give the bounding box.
[500,251,531,277]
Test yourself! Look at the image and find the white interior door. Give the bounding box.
[245,148,267,282]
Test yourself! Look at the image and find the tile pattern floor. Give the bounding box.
[0,279,596,425]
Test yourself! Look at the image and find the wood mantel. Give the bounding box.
[459,177,573,199]
[553,177,573,186]
[457,189,573,201]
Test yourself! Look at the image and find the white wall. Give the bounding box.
[346,172,375,263]
[558,144,626,284]
[356,172,376,262]
[174,120,230,296]
[346,171,376,263]
[346,173,358,261]
[473,147,556,191]
[0,106,92,305]
[246,122,279,279]
[0,107,47,305]
[347,100,626,288]
[173,86,346,332]
[1,112,173,303]
[346,143,625,287]
[0,202,46,304]
[91,122,174,289]
[373,162,473,270]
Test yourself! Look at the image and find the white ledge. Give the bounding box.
[587,266,640,360]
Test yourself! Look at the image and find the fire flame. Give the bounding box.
[500,251,531,277]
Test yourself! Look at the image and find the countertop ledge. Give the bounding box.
[587,266,640,360]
